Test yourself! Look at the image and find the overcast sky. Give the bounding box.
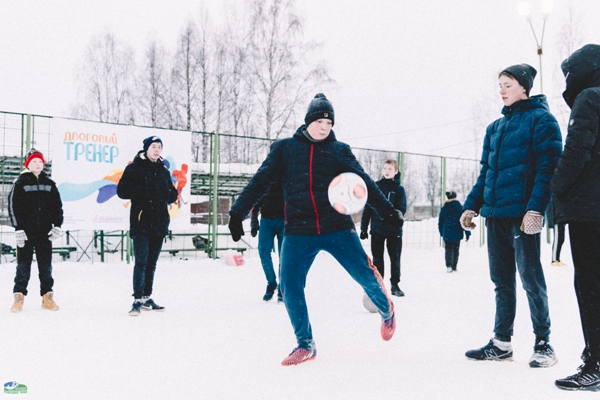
[1,0,599,158]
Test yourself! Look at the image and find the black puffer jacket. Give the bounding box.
[552,44,600,223]
[230,126,397,236]
[8,170,63,235]
[360,173,406,237]
[117,151,178,236]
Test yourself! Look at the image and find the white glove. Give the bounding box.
[15,230,27,248]
[460,210,477,230]
[520,211,543,235]
[48,227,62,241]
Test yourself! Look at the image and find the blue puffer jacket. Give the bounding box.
[230,126,397,236]
[463,95,562,218]
[438,199,470,242]
[360,172,406,237]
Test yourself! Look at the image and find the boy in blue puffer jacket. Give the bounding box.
[438,190,470,273]
[360,160,407,296]
[461,64,562,368]
[228,93,403,366]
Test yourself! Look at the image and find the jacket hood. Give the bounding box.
[561,44,600,108]
[443,198,462,210]
[501,94,549,116]
[133,150,165,167]
[293,125,337,143]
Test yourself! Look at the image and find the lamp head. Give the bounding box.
[517,1,531,21]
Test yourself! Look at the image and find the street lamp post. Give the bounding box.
[517,0,554,93]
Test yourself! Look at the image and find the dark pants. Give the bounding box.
[14,233,54,296]
[552,223,566,262]
[280,229,393,350]
[487,218,551,343]
[371,234,402,285]
[257,218,285,285]
[444,241,460,270]
[569,222,600,362]
[132,234,164,299]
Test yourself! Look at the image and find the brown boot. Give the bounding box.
[42,292,59,311]
[11,293,24,313]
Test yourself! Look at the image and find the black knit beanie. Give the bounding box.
[304,93,334,127]
[500,64,537,96]
[143,136,163,152]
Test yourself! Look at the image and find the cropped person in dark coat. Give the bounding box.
[461,64,562,367]
[360,160,407,296]
[545,198,566,266]
[8,148,63,312]
[117,136,178,316]
[250,178,285,302]
[552,44,600,392]
[229,93,403,366]
[438,191,470,273]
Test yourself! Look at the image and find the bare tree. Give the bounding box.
[247,0,333,140]
[136,40,172,128]
[424,158,441,218]
[76,33,136,123]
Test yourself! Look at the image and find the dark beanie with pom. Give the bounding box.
[304,93,334,127]
[499,64,537,96]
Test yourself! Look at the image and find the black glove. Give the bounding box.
[465,235,470,242]
[228,215,245,242]
[360,231,368,240]
[251,226,258,237]
[384,210,404,229]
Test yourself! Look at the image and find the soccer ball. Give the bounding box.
[328,172,368,215]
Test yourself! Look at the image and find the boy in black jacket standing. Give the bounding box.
[8,148,63,312]
[552,44,600,392]
[360,160,407,296]
[117,136,178,316]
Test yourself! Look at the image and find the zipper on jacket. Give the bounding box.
[309,144,321,234]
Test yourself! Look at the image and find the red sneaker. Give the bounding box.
[381,312,396,341]
[281,346,317,366]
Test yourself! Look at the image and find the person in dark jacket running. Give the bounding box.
[250,178,285,302]
[438,191,470,273]
[117,136,178,316]
[229,93,403,366]
[8,148,63,312]
[552,44,600,392]
[360,160,407,296]
[461,64,562,367]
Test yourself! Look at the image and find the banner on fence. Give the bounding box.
[51,118,191,231]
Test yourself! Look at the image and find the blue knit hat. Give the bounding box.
[500,64,537,96]
[143,136,162,152]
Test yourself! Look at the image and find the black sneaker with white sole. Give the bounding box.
[555,361,600,391]
[465,339,513,361]
[142,298,165,311]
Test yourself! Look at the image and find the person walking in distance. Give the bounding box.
[117,136,178,316]
[461,64,562,368]
[8,148,63,312]
[438,191,470,273]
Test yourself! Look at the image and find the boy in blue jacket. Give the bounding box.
[229,93,403,366]
[438,190,470,273]
[360,160,407,296]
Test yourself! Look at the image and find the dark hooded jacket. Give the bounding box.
[463,95,562,218]
[552,44,600,223]
[230,126,397,236]
[8,170,63,235]
[117,150,178,236]
[360,172,406,237]
[438,199,471,242]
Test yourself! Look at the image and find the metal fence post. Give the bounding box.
[210,132,220,259]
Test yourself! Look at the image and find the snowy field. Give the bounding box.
[0,228,587,399]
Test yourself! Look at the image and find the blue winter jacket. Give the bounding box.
[360,172,406,237]
[463,95,562,218]
[230,126,397,236]
[438,199,471,242]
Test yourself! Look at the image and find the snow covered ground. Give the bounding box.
[0,228,587,399]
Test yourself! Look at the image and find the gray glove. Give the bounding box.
[48,226,62,241]
[15,230,27,248]
[520,211,543,235]
[460,210,477,230]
